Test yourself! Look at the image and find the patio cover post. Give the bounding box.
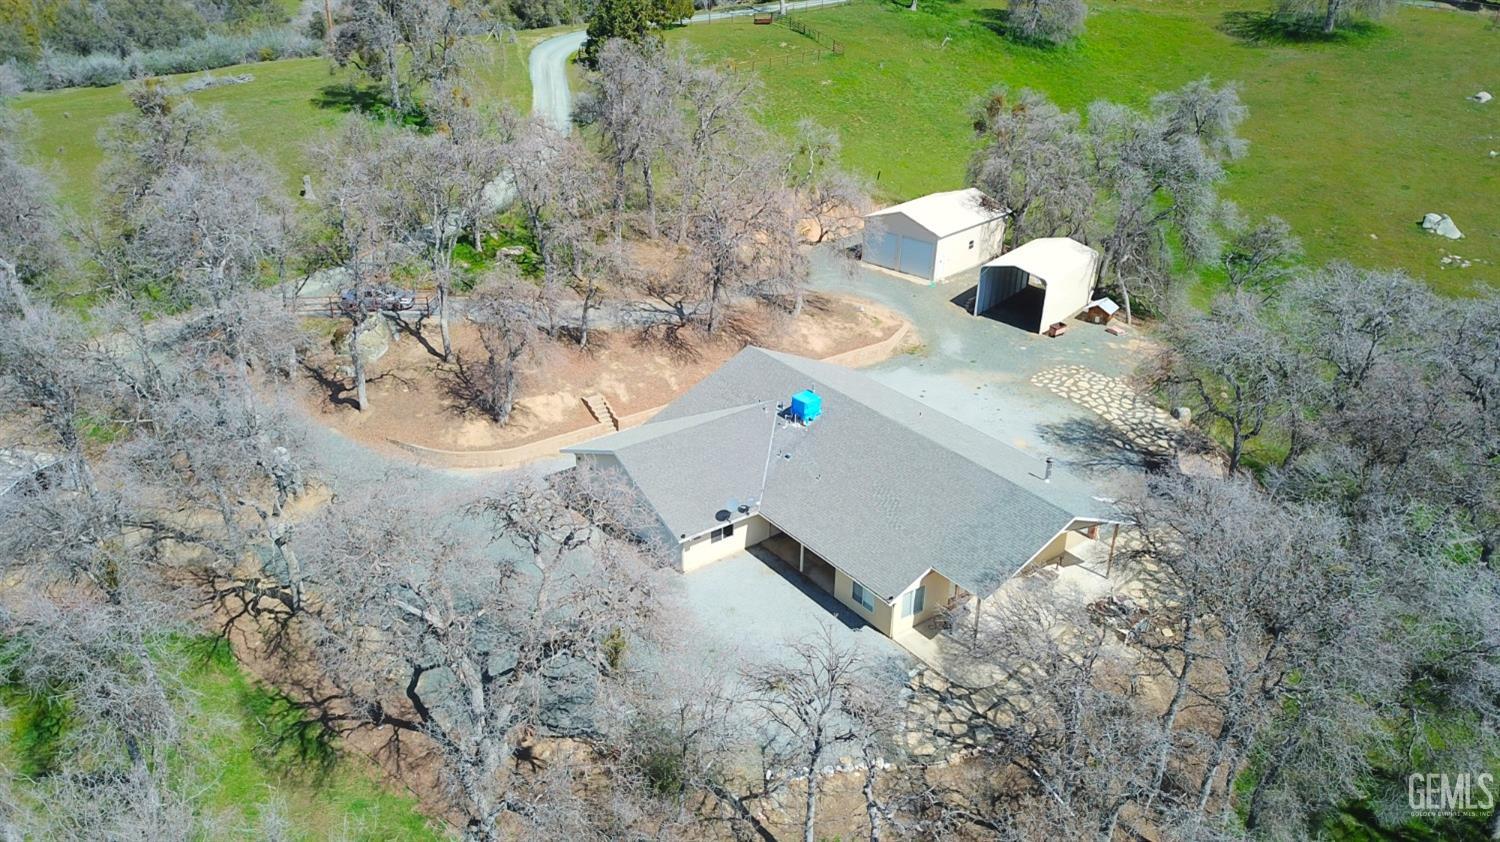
[1107,523,1120,577]
[973,596,981,641]
[799,542,805,574]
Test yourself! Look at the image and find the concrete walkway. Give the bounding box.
[676,548,910,673]
[808,249,1159,502]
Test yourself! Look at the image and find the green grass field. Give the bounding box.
[12,29,555,216]
[15,57,343,213]
[3,639,441,840]
[672,0,1500,294]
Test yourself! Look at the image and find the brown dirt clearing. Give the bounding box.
[297,293,909,456]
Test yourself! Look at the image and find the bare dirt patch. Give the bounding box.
[297,293,910,456]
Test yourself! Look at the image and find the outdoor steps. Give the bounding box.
[582,394,619,430]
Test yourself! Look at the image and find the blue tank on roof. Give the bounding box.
[790,389,822,424]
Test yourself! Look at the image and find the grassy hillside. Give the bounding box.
[15,57,343,213]
[672,0,1499,294]
[3,640,440,840]
[12,29,555,215]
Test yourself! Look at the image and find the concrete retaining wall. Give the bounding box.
[387,322,915,470]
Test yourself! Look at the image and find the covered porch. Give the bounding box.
[755,530,960,643]
[760,532,837,595]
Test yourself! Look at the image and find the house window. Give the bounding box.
[851,581,875,612]
[901,586,927,618]
[710,523,735,543]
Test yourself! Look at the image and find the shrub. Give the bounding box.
[36,50,140,89]
[134,29,319,77]
[19,27,319,90]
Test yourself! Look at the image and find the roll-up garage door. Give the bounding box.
[863,230,899,270]
[896,236,936,279]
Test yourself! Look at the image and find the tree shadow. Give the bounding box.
[555,324,606,350]
[311,83,430,129]
[390,314,445,361]
[439,354,491,419]
[300,359,415,410]
[436,354,542,428]
[238,677,344,783]
[300,360,360,409]
[312,82,389,113]
[0,686,68,777]
[716,307,767,348]
[1036,415,1174,474]
[629,320,704,363]
[176,638,344,785]
[1219,10,1383,45]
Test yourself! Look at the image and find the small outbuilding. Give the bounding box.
[862,188,1006,283]
[1082,297,1120,325]
[971,237,1100,334]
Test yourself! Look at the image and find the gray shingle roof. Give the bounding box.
[565,348,1116,601]
[568,403,777,541]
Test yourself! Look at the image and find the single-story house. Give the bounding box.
[862,188,1007,283]
[972,237,1101,334]
[564,348,1120,640]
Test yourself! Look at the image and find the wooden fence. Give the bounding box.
[777,14,844,54]
[291,294,435,319]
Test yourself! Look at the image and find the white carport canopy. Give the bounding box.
[972,237,1100,333]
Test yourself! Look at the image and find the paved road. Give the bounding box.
[529,30,588,130]
[526,0,847,131]
[489,3,846,205]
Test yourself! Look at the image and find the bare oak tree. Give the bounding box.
[1149,290,1298,474]
[0,107,66,303]
[1219,209,1302,293]
[1006,0,1086,44]
[459,269,542,425]
[968,86,1094,250]
[307,120,419,412]
[295,466,669,841]
[744,625,887,842]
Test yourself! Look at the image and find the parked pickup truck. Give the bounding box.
[338,286,418,313]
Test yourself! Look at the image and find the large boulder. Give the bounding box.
[332,314,396,368]
[298,266,350,297]
[1420,213,1464,240]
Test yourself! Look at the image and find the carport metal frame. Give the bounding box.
[971,238,1101,333]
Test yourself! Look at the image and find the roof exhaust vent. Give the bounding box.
[1044,457,1054,483]
[789,389,822,425]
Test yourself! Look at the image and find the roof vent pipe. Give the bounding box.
[1044,457,1054,483]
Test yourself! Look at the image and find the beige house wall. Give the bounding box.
[832,568,896,635]
[887,569,960,637]
[864,211,930,241]
[933,218,1007,281]
[680,515,779,574]
[1018,520,1112,575]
